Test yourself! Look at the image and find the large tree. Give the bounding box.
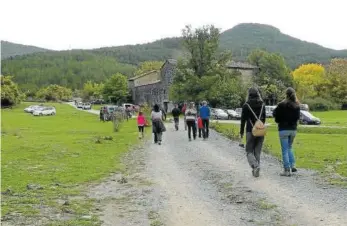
[1,75,24,107]
[292,63,326,100]
[325,58,347,104]
[82,81,104,101]
[102,73,128,104]
[248,49,292,104]
[170,25,244,107]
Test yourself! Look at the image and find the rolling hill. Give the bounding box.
[2,23,347,90]
[1,40,51,59]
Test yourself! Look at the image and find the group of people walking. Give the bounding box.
[137,86,301,177]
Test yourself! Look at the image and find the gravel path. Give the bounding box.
[71,104,346,226]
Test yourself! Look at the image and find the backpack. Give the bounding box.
[245,103,267,137]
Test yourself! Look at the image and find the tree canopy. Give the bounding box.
[102,73,129,104]
[1,76,24,107]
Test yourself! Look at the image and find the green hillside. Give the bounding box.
[1,40,50,59]
[2,23,347,91]
[2,50,136,91]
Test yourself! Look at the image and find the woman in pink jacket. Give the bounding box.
[137,111,146,139]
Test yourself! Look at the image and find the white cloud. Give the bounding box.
[1,0,346,50]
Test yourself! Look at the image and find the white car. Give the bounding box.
[226,109,241,120]
[265,106,277,118]
[82,103,91,110]
[213,108,229,120]
[76,102,83,108]
[33,107,56,116]
[24,105,41,113]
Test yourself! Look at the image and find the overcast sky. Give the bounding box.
[1,0,346,51]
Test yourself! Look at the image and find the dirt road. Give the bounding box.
[88,118,347,226]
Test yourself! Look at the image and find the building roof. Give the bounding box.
[167,59,177,65]
[135,80,161,87]
[128,70,159,81]
[226,61,258,69]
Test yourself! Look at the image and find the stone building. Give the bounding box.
[128,59,177,112]
[128,59,258,111]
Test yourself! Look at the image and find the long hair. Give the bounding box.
[284,87,299,107]
[138,111,143,116]
[153,104,160,112]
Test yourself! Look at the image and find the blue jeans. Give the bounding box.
[279,130,296,169]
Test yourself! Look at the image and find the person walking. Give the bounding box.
[240,87,266,177]
[182,102,187,131]
[185,102,197,141]
[199,101,211,140]
[273,87,301,177]
[137,111,146,139]
[171,104,181,131]
[197,115,203,138]
[151,104,166,145]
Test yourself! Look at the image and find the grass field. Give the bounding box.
[211,122,347,185]
[1,103,141,225]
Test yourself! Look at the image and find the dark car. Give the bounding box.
[299,110,321,125]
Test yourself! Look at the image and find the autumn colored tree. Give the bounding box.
[292,63,326,100]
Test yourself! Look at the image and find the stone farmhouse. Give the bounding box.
[128,59,258,112]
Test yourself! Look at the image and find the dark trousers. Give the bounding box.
[202,119,209,138]
[138,126,144,133]
[198,128,202,137]
[174,117,179,130]
[245,132,265,169]
[186,120,197,139]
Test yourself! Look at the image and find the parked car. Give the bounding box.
[300,104,309,111]
[265,106,276,118]
[299,110,321,125]
[225,109,241,120]
[33,107,56,116]
[235,108,242,117]
[76,102,83,108]
[24,105,41,113]
[212,108,229,120]
[82,103,91,110]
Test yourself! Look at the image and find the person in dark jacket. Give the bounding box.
[240,87,266,177]
[151,104,165,145]
[171,104,181,131]
[273,87,301,176]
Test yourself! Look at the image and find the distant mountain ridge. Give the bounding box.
[2,23,347,90]
[1,40,51,59]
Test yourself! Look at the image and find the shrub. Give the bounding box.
[304,97,339,111]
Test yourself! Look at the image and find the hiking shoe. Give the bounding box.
[291,167,297,173]
[280,169,291,177]
[253,167,260,177]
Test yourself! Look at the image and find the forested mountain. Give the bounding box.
[2,50,136,91]
[1,41,50,59]
[219,23,347,68]
[2,23,347,91]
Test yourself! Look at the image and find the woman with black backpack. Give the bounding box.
[240,87,266,177]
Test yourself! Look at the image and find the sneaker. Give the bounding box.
[291,167,297,173]
[193,136,196,140]
[158,141,161,145]
[280,169,291,177]
[253,167,260,177]
[189,138,192,141]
